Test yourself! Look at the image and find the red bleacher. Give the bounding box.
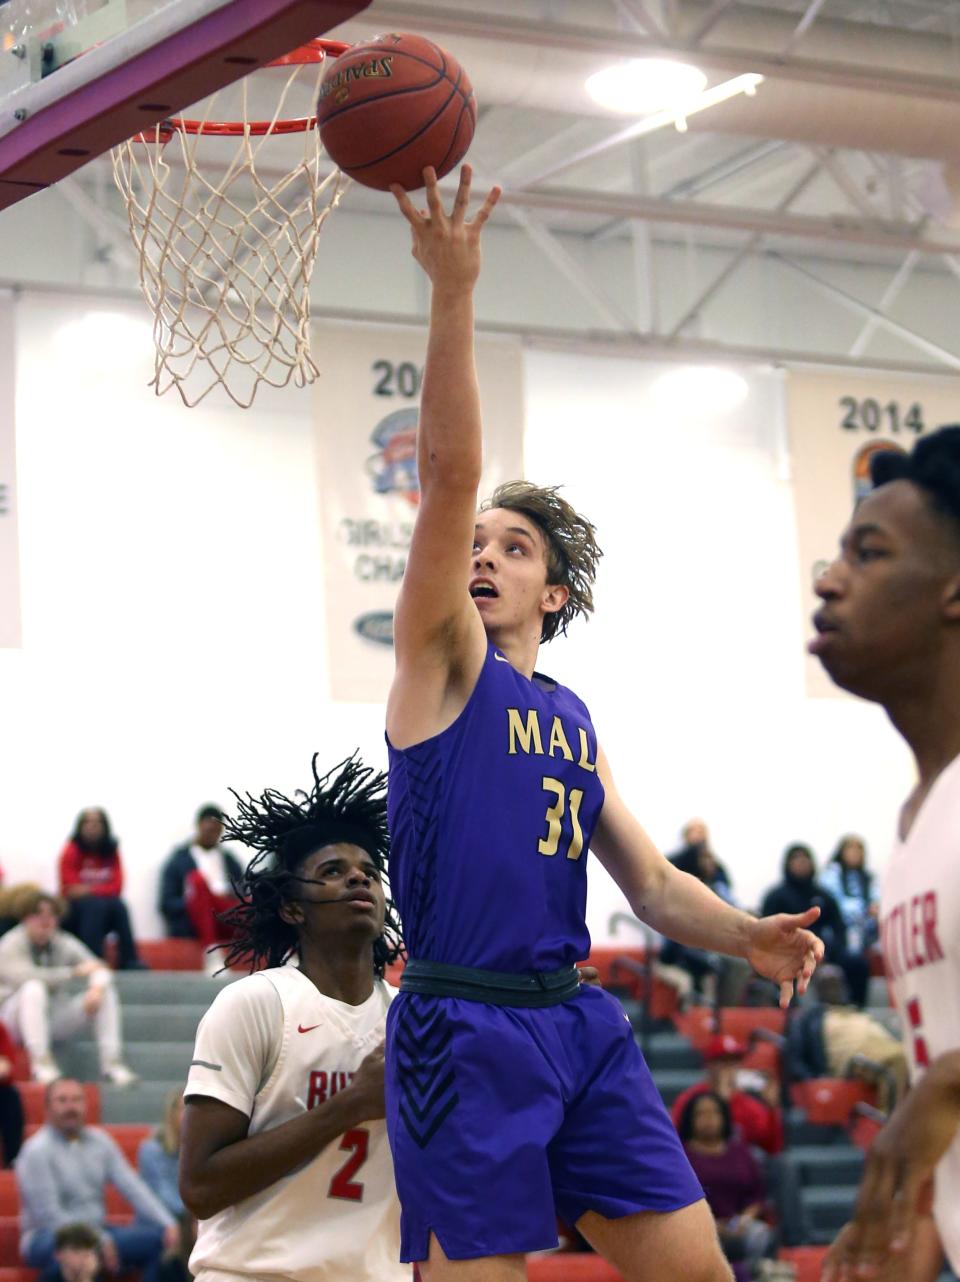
[17,1082,100,1127]
[135,939,205,971]
[528,1257,626,1281]
[789,1079,875,1127]
[780,1246,829,1282]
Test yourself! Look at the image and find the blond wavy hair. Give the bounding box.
[480,481,602,643]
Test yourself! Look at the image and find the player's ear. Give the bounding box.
[942,572,960,622]
[279,899,304,927]
[542,582,569,617]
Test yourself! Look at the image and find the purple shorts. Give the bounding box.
[386,984,704,1262]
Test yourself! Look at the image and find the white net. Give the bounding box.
[111,58,347,408]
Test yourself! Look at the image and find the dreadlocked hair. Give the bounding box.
[480,481,603,643]
[218,753,404,976]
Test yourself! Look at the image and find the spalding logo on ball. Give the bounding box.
[317,32,477,192]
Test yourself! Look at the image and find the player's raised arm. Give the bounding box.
[591,745,824,1009]
[387,167,501,723]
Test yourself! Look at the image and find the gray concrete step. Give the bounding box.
[785,1107,848,1146]
[100,1081,186,1125]
[112,972,234,1003]
[118,1004,208,1042]
[802,1185,858,1234]
[641,1033,702,1072]
[789,1143,865,1186]
[651,1068,702,1105]
[55,1041,193,1083]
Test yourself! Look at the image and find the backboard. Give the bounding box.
[0,0,371,209]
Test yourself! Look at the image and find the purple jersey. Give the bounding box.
[386,643,605,971]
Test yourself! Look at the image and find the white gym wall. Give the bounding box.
[0,290,917,942]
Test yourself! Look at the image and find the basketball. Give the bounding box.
[316,33,476,192]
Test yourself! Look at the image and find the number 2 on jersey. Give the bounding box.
[328,1128,369,1201]
[538,777,584,860]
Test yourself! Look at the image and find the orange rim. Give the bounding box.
[131,37,350,142]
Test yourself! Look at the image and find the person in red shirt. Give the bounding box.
[59,808,145,969]
[671,1033,784,1155]
[0,1019,23,1166]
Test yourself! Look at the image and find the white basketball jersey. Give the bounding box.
[186,967,408,1282]
[880,753,960,1273]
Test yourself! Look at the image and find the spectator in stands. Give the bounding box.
[47,1223,103,1282]
[159,806,242,973]
[760,844,870,1007]
[16,1078,178,1282]
[672,1033,784,1154]
[58,809,145,970]
[138,1090,184,1218]
[677,1090,775,1282]
[667,819,736,903]
[0,1016,24,1166]
[138,1091,193,1282]
[0,881,44,939]
[784,966,907,1113]
[0,891,137,1087]
[819,835,880,956]
[658,820,749,1005]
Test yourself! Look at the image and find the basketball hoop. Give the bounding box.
[112,39,350,409]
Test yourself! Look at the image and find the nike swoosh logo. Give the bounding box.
[494,652,509,662]
[297,1023,321,1034]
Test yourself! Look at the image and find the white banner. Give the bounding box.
[313,323,524,702]
[788,370,960,698]
[0,291,21,649]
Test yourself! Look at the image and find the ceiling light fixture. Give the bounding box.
[585,59,708,116]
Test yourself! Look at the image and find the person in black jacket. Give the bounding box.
[658,820,747,1004]
[158,807,243,971]
[761,845,870,1006]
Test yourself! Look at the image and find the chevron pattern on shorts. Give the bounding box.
[396,744,443,959]
[394,995,459,1150]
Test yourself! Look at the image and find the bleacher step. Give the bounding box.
[789,1144,865,1185]
[100,1081,187,1125]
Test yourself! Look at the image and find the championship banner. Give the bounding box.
[0,291,21,650]
[313,323,524,702]
[788,370,960,698]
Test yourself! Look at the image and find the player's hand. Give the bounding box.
[744,908,824,1008]
[823,1061,960,1282]
[348,1041,386,1122]
[390,165,501,291]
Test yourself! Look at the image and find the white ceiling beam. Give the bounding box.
[811,147,888,221]
[666,155,823,339]
[469,152,638,331]
[613,0,666,40]
[848,249,920,358]
[305,299,955,375]
[364,3,960,103]
[662,139,788,201]
[56,176,138,270]
[780,0,829,58]
[685,0,738,47]
[770,252,960,370]
[496,184,960,253]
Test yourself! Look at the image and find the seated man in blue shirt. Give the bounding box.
[16,1077,178,1281]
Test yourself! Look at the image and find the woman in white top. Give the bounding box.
[179,754,410,1282]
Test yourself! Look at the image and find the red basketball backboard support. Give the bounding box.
[0,0,370,211]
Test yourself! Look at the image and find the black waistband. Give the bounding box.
[399,959,582,1008]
